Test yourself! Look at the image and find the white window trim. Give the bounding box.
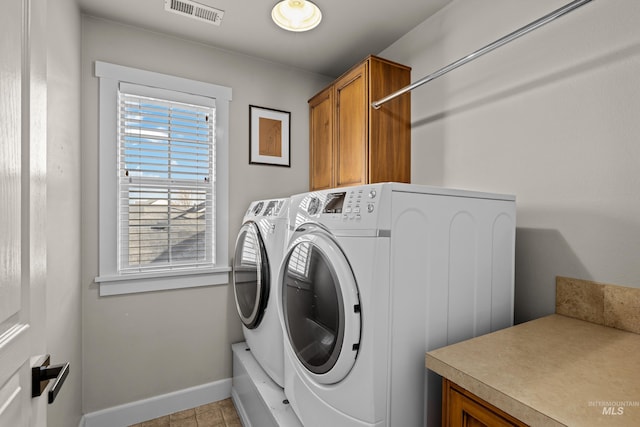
[94,61,232,296]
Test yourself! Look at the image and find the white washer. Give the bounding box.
[232,197,290,387]
[277,183,516,427]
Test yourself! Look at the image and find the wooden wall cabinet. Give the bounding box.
[308,55,411,191]
[442,379,528,427]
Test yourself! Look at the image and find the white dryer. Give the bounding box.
[233,197,290,387]
[277,183,516,427]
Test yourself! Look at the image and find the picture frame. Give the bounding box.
[249,105,291,167]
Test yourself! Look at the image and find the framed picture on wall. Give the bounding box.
[249,105,291,167]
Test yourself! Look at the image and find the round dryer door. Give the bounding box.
[233,221,270,329]
[281,228,361,384]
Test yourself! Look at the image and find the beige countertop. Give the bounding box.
[426,314,640,426]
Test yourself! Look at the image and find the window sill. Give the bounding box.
[95,267,231,296]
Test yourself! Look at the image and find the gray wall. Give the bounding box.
[47,0,83,425]
[380,0,640,323]
[80,15,331,413]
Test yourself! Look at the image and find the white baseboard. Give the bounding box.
[80,378,232,427]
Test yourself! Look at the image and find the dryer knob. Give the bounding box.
[252,201,264,215]
[369,190,377,199]
[307,197,321,215]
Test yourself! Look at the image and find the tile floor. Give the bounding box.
[128,398,242,427]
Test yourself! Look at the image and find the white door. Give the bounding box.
[0,0,48,425]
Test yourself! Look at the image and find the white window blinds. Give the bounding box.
[117,83,216,273]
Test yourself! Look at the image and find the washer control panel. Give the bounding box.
[301,185,382,224]
[342,188,372,221]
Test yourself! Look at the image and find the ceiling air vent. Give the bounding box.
[164,0,224,26]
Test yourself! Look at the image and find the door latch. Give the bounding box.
[31,355,70,404]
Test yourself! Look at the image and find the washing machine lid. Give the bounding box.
[233,221,270,329]
[281,227,361,384]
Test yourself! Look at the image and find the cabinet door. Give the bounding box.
[335,63,368,188]
[309,87,334,190]
[368,58,411,184]
[449,389,515,427]
[444,380,527,427]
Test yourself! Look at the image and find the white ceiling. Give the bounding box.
[78,0,452,77]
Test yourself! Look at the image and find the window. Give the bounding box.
[95,62,232,295]
[118,88,214,272]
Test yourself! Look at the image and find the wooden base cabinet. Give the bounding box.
[308,55,411,191]
[442,379,528,427]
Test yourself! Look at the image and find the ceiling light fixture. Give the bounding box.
[271,0,322,32]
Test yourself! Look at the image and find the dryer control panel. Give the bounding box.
[246,198,287,218]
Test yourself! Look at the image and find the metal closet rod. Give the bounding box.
[371,0,594,109]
